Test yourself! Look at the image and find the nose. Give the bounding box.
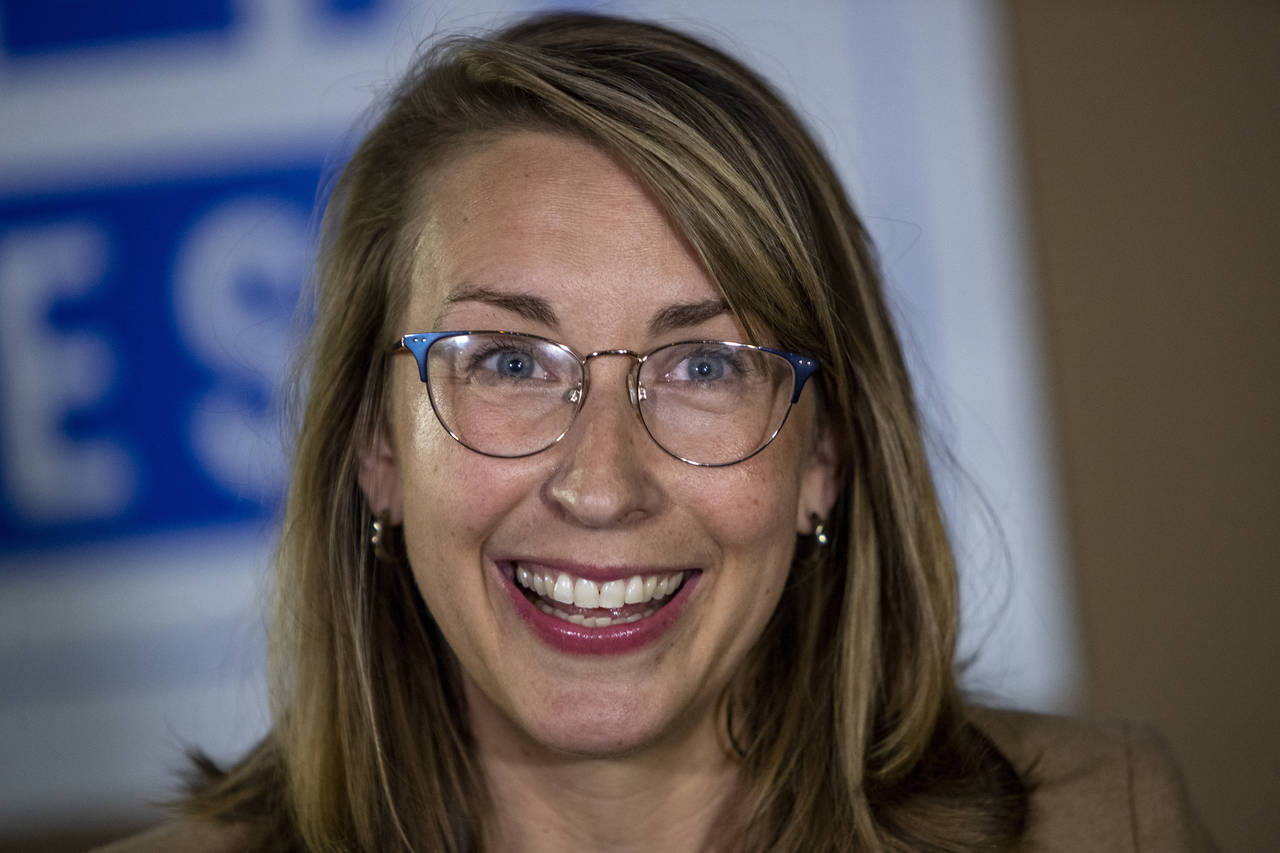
[543,352,665,527]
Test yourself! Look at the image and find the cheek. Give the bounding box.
[680,460,804,602]
[701,447,806,540]
[402,391,449,473]
[706,436,812,595]
[708,489,789,545]
[396,393,514,567]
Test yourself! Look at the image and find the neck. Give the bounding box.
[470,694,740,852]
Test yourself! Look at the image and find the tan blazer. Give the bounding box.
[96,710,1215,852]
[975,709,1217,852]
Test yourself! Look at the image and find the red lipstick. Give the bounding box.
[495,560,699,655]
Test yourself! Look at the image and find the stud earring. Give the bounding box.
[371,513,398,563]
[810,513,829,547]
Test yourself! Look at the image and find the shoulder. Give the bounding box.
[91,819,249,853]
[970,707,1216,852]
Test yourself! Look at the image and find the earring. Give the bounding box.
[810,513,829,547]
[371,513,398,563]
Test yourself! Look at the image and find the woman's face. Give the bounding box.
[363,132,838,758]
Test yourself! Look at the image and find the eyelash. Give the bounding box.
[465,342,555,380]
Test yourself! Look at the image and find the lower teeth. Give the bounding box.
[534,599,659,627]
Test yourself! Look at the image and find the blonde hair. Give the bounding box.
[183,12,1025,851]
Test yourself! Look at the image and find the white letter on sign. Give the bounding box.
[173,197,308,502]
[0,222,136,521]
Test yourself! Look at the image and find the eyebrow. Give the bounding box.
[647,299,730,336]
[438,284,559,328]
[437,286,729,338]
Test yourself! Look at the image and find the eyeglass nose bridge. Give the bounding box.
[577,348,646,410]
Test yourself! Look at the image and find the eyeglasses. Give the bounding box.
[394,331,819,467]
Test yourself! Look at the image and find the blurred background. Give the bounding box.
[0,1,1273,850]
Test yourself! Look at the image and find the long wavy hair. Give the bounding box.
[183,12,1026,851]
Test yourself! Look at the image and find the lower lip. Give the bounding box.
[497,564,699,655]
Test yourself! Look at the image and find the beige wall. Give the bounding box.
[1004,2,1279,850]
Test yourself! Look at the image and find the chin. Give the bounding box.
[465,669,715,761]
[544,698,683,757]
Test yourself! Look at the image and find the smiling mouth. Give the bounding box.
[509,562,690,628]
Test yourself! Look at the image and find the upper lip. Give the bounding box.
[493,556,698,583]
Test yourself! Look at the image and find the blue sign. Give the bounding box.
[0,0,235,55]
[0,0,388,55]
[0,160,325,557]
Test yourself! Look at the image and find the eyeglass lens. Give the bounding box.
[422,333,797,466]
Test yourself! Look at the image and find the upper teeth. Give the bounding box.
[515,565,685,609]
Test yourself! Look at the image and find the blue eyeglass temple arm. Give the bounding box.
[397,332,454,382]
[762,347,820,403]
[395,334,820,401]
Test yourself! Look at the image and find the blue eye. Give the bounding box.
[683,354,727,381]
[490,349,535,378]
[467,345,553,382]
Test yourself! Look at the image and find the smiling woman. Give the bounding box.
[98,10,1211,853]
[366,132,837,770]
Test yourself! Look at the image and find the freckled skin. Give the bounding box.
[364,132,838,762]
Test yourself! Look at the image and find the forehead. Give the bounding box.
[406,132,730,339]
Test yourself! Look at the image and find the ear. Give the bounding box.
[358,424,404,524]
[796,422,841,534]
